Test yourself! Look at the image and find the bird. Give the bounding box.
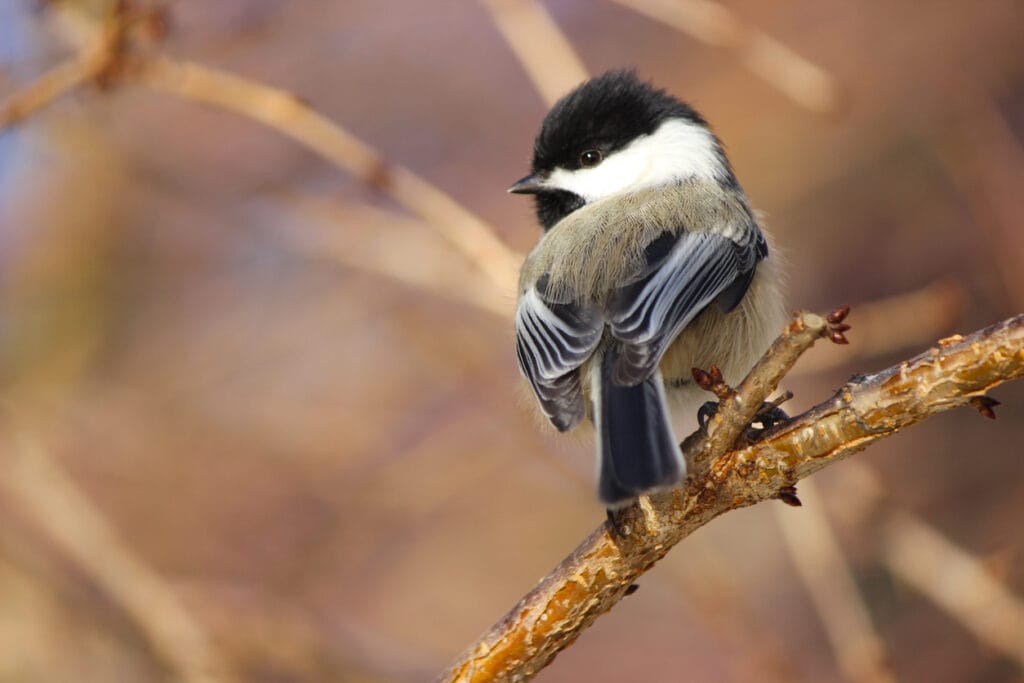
[509,69,786,507]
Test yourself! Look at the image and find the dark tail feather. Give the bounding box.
[594,347,685,506]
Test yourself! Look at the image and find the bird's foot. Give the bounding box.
[696,392,792,441]
[606,507,629,538]
[697,400,719,432]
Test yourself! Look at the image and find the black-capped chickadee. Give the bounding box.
[510,70,786,507]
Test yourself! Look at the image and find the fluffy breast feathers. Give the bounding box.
[518,180,755,304]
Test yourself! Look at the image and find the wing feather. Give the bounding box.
[609,230,758,386]
[515,288,603,431]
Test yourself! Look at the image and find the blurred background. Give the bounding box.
[1,1,1023,681]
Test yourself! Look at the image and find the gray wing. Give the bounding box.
[608,228,764,386]
[515,286,603,431]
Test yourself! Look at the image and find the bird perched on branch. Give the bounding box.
[510,69,786,507]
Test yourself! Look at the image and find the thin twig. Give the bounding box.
[479,0,589,107]
[739,31,840,116]
[441,309,834,681]
[881,510,1024,668]
[1,7,523,298]
[129,56,522,295]
[133,56,521,292]
[795,280,964,374]
[827,461,1024,671]
[774,482,894,682]
[607,0,841,114]
[0,21,117,127]
[0,431,227,683]
[439,312,1024,681]
[928,84,1024,311]
[0,56,93,126]
[271,192,509,318]
[658,553,802,682]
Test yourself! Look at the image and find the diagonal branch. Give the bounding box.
[130,56,522,295]
[880,509,1024,668]
[479,0,589,107]
[607,0,841,114]
[439,312,1024,682]
[0,431,227,683]
[0,9,127,126]
[773,482,894,682]
[2,6,523,298]
[0,51,100,126]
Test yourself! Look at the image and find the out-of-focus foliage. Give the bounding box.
[1,2,1023,681]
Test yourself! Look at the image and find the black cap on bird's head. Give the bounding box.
[532,69,706,173]
[510,69,736,229]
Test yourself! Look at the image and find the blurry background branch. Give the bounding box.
[0,428,227,683]
[879,510,1024,668]
[0,1,128,126]
[773,480,895,683]
[132,56,523,295]
[606,0,842,114]
[478,0,588,107]
[442,313,1024,681]
[2,1,1024,682]
[0,1,522,297]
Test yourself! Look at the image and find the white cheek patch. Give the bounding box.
[545,118,727,202]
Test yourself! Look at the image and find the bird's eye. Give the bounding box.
[579,149,603,168]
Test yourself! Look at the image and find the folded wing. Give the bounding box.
[515,287,603,431]
[609,229,761,386]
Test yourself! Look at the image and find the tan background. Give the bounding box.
[1,1,1023,681]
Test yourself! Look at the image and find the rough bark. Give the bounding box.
[440,313,1024,682]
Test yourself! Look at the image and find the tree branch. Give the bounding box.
[2,6,523,298]
[0,431,227,683]
[0,9,127,127]
[130,56,522,295]
[439,312,1024,682]
[606,0,842,114]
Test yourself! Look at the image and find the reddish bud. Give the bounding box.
[969,395,1000,420]
[778,485,802,507]
[829,330,849,345]
[827,305,851,324]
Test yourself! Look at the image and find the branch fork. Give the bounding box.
[440,310,1024,682]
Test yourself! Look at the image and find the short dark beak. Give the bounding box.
[508,173,546,194]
